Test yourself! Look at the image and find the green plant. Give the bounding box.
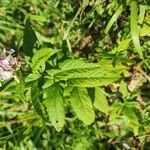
[0,0,150,149]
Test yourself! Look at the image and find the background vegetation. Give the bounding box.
[0,0,150,149]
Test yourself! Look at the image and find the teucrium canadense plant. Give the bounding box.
[25,47,126,131]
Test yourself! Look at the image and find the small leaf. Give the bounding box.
[123,102,138,121]
[119,81,128,98]
[140,23,150,37]
[112,39,131,53]
[25,73,41,82]
[94,88,109,114]
[96,3,104,15]
[29,15,46,22]
[70,87,95,125]
[31,48,59,73]
[45,84,65,131]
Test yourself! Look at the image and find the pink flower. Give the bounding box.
[0,48,22,84]
[0,59,11,70]
[0,70,13,80]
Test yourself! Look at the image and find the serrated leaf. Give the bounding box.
[68,76,120,87]
[70,87,95,125]
[59,59,99,71]
[45,84,65,131]
[31,82,48,122]
[47,59,124,87]
[31,48,59,73]
[94,88,109,114]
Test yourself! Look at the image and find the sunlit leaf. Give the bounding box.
[94,88,109,114]
[45,84,65,131]
[31,48,60,73]
[70,87,95,125]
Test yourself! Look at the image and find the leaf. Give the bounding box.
[47,59,124,87]
[31,82,48,122]
[130,1,143,59]
[31,48,60,73]
[112,39,131,53]
[70,87,95,125]
[23,20,37,56]
[25,73,41,82]
[109,102,123,120]
[29,15,46,22]
[35,31,53,44]
[95,3,104,16]
[105,5,123,33]
[123,102,138,121]
[45,84,65,131]
[42,77,54,89]
[119,81,128,98]
[68,76,120,87]
[140,23,150,37]
[59,59,99,71]
[94,88,109,114]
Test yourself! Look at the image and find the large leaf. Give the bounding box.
[45,84,65,131]
[47,59,124,87]
[94,88,109,114]
[31,48,60,73]
[70,87,95,125]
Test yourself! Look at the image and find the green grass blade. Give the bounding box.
[105,5,123,34]
[63,7,81,40]
[138,5,146,25]
[130,1,143,59]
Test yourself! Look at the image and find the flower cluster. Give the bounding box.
[0,49,22,86]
